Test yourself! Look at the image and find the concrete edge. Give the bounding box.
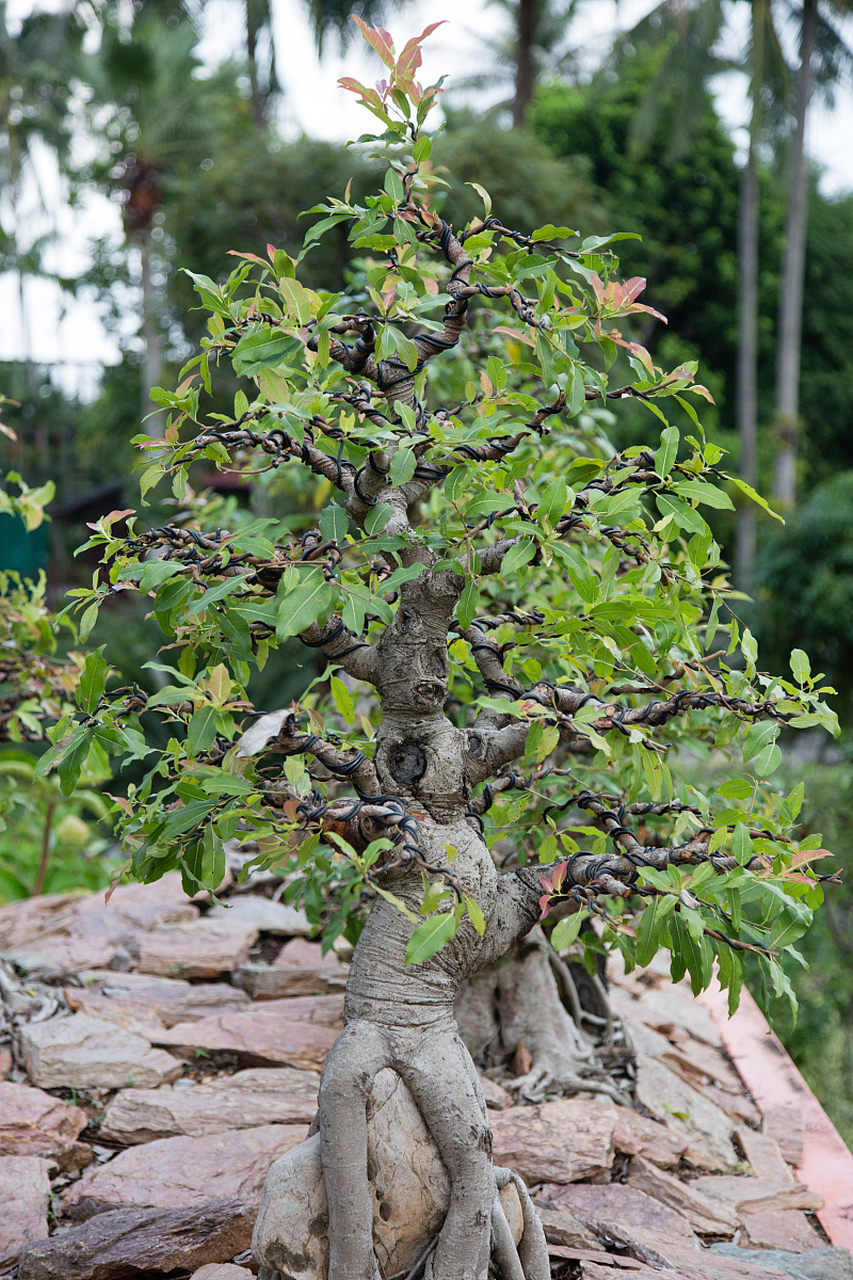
[698,979,853,1250]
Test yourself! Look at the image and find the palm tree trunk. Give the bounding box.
[772,0,817,506]
[736,136,759,591]
[512,0,536,128]
[138,230,165,439]
[246,0,266,127]
[735,0,765,593]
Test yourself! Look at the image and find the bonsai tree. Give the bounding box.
[40,22,837,1280]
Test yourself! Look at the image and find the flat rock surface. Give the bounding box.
[66,974,250,1032]
[0,1081,88,1162]
[206,897,310,935]
[738,1210,822,1252]
[762,1107,805,1170]
[626,1155,738,1236]
[490,1098,616,1184]
[129,925,254,979]
[0,1155,51,1266]
[152,1009,340,1070]
[710,1244,853,1279]
[189,1267,255,1280]
[540,1182,698,1241]
[21,1014,183,1090]
[17,1198,256,1280]
[100,1067,320,1142]
[612,1104,689,1169]
[535,1205,600,1250]
[237,963,348,999]
[600,1222,794,1279]
[634,1052,738,1171]
[693,1175,823,1214]
[61,1124,309,1218]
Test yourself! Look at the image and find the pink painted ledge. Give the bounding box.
[699,979,853,1250]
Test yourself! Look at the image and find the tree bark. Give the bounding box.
[512,0,536,128]
[735,0,765,593]
[246,0,266,129]
[137,230,165,440]
[772,0,817,507]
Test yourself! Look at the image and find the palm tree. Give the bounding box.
[80,14,243,435]
[0,3,80,377]
[772,0,853,506]
[619,0,789,590]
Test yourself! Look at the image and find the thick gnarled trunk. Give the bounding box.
[254,557,556,1279]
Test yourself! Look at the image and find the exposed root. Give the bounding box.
[455,929,632,1104]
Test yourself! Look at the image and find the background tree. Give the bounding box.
[35,22,838,1280]
[772,0,853,505]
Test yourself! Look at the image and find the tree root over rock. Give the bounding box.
[252,1064,548,1280]
[455,929,632,1105]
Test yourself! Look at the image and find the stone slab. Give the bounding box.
[130,927,254,979]
[67,975,250,1032]
[541,1182,697,1241]
[61,1124,309,1218]
[152,1010,339,1070]
[21,1014,183,1090]
[599,1222,794,1279]
[190,1267,255,1280]
[693,1176,824,1215]
[536,1205,600,1250]
[612,1104,689,1169]
[206,897,310,935]
[634,1053,738,1172]
[626,1156,738,1236]
[710,1244,853,1280]
[0,1081,88,1164]
[236,963,348,999]
[739,1210,822,1253]
[762,1107,805,1170]
[100,1067,319,1142]
[737,1128,794,1184]
[17,1198,256,1280]
[490,1098,616,1184]
[0,1155,51,1266]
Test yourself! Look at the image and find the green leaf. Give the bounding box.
[674,479,734,510]
[232,329,299,377]
[365,503,394,535]
[729,476,784,522]
[790,649,811,684]
[753,742,782,778]
[57,730,93,796]
[276,577,336,640]
[531,223,577,242]
[187,705,218,757]
[742,720,777,762]
[655,426,679,478]
[550,911,587,951]
[320,504,349,543]
[732,823,754,865]
[717,778,753,800]
[390,446,417,485]
[457,581,479,631]
[500,539,536,576]
[465,896,486,936]
[538,477,568,528]
[379,564,425,595]
[405,911,459,965]
[279,277,313,325]
[77,646,108,714]
[186,573,253,617]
